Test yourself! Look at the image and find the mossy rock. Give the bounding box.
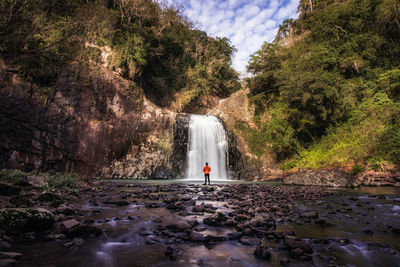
[0,208,54,233]
[9,196,33,207]
[38,193,64,205]
[67,225,102,238]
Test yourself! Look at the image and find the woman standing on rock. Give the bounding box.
[203,162,211,185]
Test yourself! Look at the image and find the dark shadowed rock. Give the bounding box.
[189,232,204,242]
[165,246,181,260]
[300,211,318,219]
[0,208,54,232]
[240,236,261,246]
[254,245,271,260]
[0,184,20,196]
[203,212,227,226]
[284,237,313,253]
[192,203,205,212]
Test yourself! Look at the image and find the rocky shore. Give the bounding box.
[1,176,400,266]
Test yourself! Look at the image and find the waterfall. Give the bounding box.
[186,115,228,180]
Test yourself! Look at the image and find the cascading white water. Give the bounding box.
[186,115,228,180]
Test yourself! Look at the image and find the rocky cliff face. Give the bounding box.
[0,57,177,178]
[0,54,246,179]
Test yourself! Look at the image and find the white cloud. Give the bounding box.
[172,0,299,73]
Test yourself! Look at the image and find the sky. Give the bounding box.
[167,0,300,74]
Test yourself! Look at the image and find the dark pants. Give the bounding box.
[204,174,210,185]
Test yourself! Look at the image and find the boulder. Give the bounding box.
[203,212,227,226]
[239,236,261,246]
[284,168,358,187]
[284,237,313,253]
[53,219,81,234]
[0,184,20,196]
[0,208,54,232]
[21,175,47,188]
[188,232,204,242]
[192,203,205,212]
[254,245,271,260]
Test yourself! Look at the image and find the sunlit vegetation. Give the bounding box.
[245,0,400,170]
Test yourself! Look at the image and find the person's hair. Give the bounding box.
[206,162,208,165]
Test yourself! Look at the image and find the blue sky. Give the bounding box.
[167,0,299,73]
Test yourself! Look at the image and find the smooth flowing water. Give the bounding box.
[186,115,228,180]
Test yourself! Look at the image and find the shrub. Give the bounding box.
[351,163,365,175]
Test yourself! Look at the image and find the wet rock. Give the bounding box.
[234,214,250,222]
[239,236,261,246]
[0,184,21,196]
[0,208,54,232]
[44,234,66,240]
[0,259,16,267]
[54,219,81,234]
[167,221,191,231]
[186,219,198,227]
[165,246,181,260]
[55,204,77,215]
[284,237,313,253]
[201,186,214,192]
[253,245,271,260]
[192,203,205,212]
[67,225,102,238]
[289,248,304,259]
[0,252,21,260]
[203,235,225,243]
[189,232,204,242]
[226,232,243,240]
[280,257,290,265]
[203,212,227,226]
[300,211,318,219]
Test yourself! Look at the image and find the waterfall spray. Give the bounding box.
[186,115,228,180]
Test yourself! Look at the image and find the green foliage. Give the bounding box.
[351,163,365,175]
[0,169,28,184]
[246,0,400,168]
[235,121,268,157]
[46,172,81,192]
[0,0,239,104]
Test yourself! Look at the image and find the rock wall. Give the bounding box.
[0,55,247,179]
[0,58,175,178]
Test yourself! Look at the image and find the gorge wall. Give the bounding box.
[0,59,246,179]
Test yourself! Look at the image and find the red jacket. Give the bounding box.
[203,165,211,174]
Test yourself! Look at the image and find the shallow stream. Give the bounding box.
[13,181,400,267]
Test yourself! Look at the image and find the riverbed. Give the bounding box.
[11,181,400,266]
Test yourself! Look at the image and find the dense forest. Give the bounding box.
[0,0,240,108]
[244,0,400,173]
